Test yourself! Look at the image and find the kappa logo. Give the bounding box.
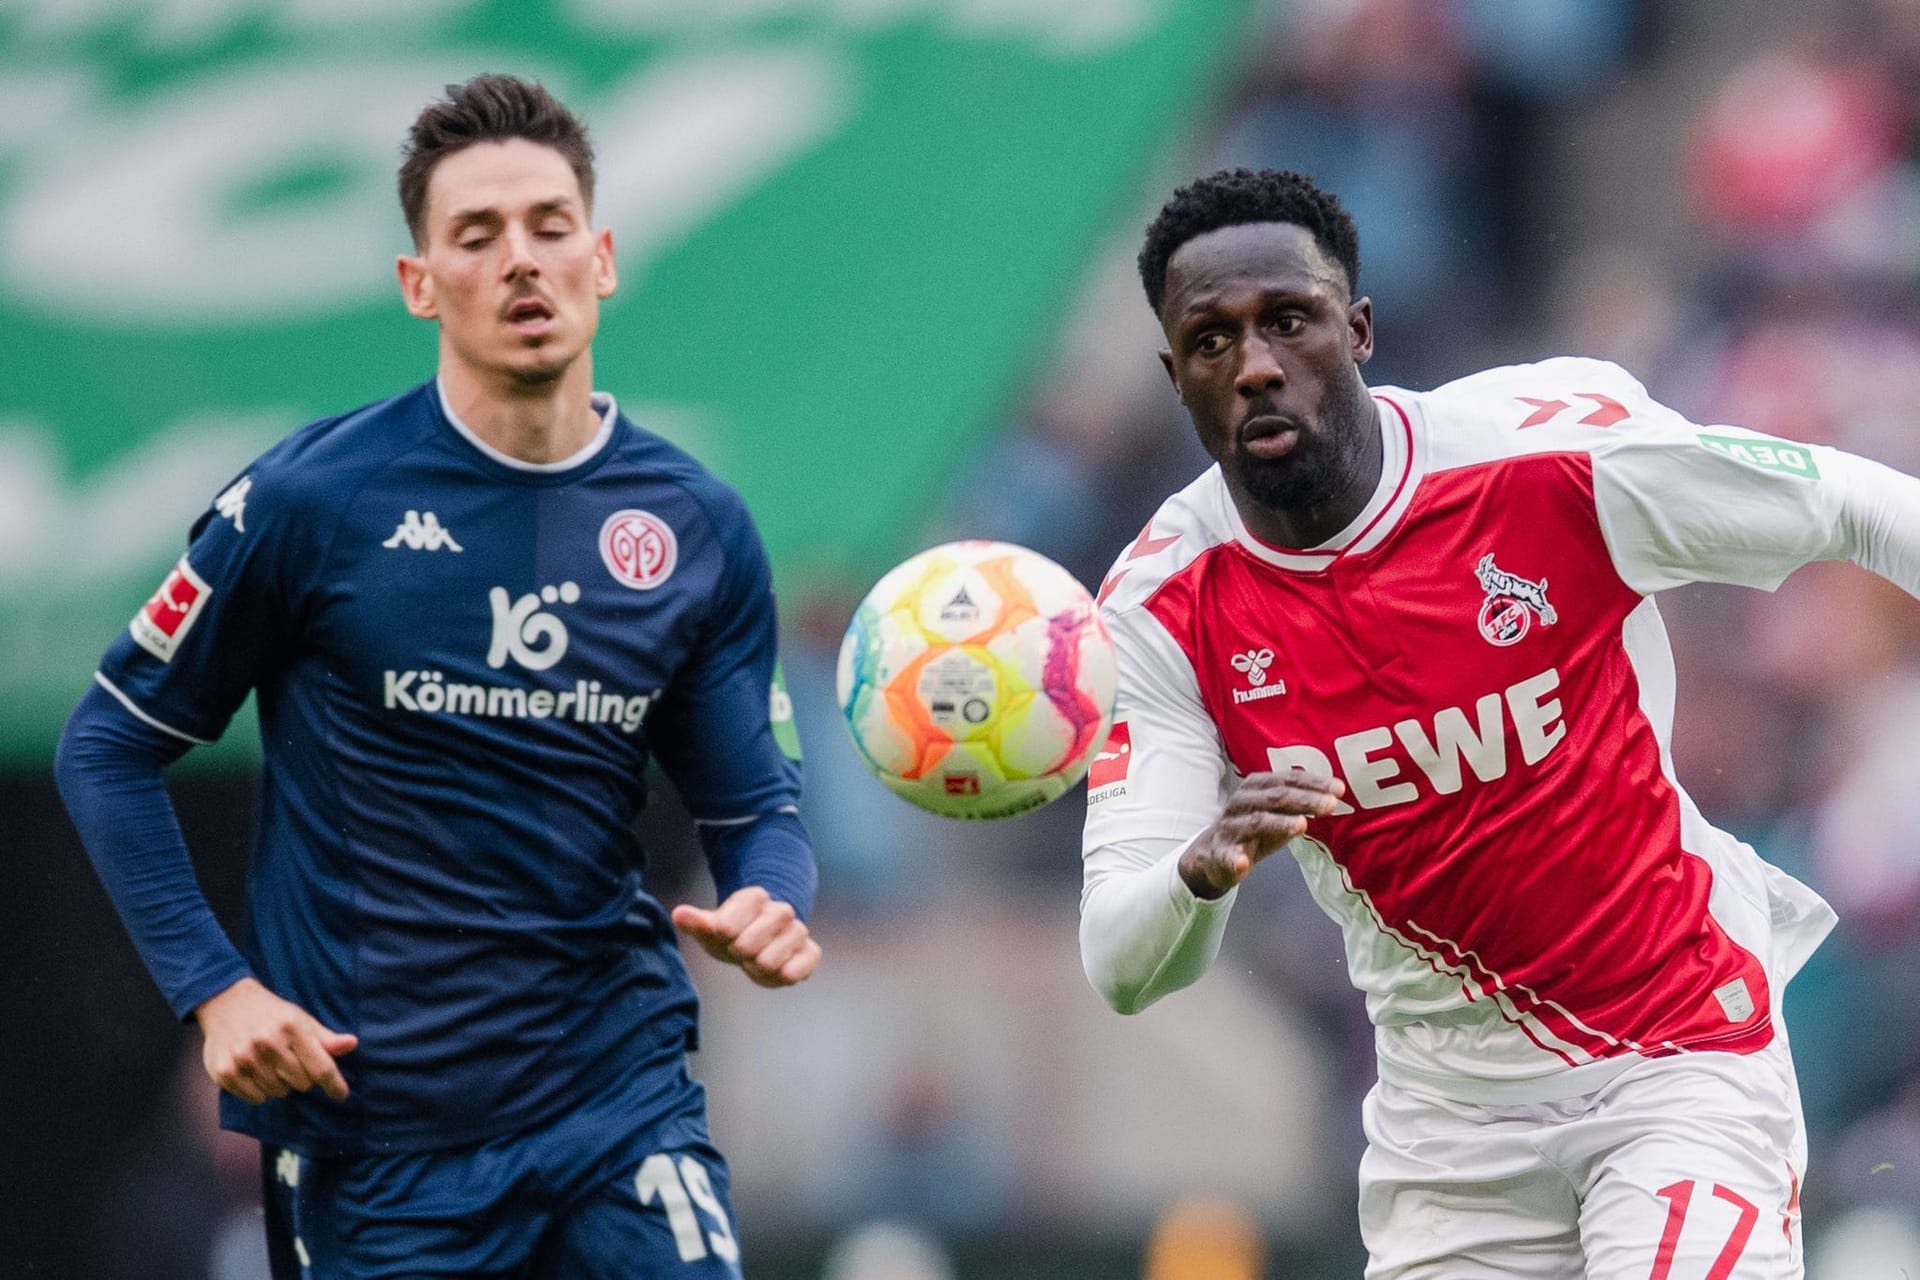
[1230,648,1286,704]
[129,556,212,663]
[1474,554,1557,647]
[214,476,251,533]
[383,510,463,552]
[488,582,579,672]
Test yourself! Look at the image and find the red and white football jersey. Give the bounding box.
[1078,356,1920,1104]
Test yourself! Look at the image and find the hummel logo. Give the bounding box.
[1230,648,1276,686]
[383,510,463,552]
[1230,648,1287,704]
[214,476,251,533]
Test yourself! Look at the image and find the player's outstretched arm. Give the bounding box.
[1081,769,1342,1015]
[672,886,821,988]
[1178,770,1345,899]
[193,977,358,1104]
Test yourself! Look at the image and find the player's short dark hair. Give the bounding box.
[398,73,596,248]
[1137,168,1360,315]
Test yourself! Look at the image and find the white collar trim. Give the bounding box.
[1228,392,1424,571]
[435,377,618,473]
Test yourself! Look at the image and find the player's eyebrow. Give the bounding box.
[1177,282,1319,327]
[443,197,580,230]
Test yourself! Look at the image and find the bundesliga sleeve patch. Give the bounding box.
[1087,719,1132,799]
[130,556,213,663]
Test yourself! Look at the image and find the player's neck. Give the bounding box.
[437,356,603,466]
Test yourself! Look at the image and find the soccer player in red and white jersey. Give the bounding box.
[1080,168,1920,1278]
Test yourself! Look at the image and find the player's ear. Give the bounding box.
[397,253,437,320]
[594,227,617,300]
[1349,296,1374,365]
[1158,349,1185,405]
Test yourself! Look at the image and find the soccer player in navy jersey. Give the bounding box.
[1081,168,1920,1277]
[55,74,817,1277]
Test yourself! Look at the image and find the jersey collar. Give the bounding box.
[1225,391,1425,571]
[435,377,619,475]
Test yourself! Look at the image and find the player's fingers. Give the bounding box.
[234,1058,282,1102]
[1216,810,1311,852]
[753,936,822,988]
[320,1030,359,1057]
[222,1073,267,1105]
[290,1029,351,1101]
[744,918,809,976]
[239,1035,307,1096]
[1254,766,1342,793]
[671,903,720,939]
[1245,766,1343,794]
[1232,775,1343,815]
[206,1054,265,1105]
[709,886,770,939]
[728,900,798,960]
[778,939,822,985]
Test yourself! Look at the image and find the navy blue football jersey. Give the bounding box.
[94,381,803,1155]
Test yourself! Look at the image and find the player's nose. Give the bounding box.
[1235,337,1285,397]
[501,225,541,279]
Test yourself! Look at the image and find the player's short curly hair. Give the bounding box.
[398,74,596,248]
[1137,168,1360,315]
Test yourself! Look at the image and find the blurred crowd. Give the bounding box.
[42,1,1920,1276]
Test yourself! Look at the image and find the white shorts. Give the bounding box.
[1358,1038,1807,1279]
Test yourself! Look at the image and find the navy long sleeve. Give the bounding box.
[53,681,251,1019]
[697,809,818,921]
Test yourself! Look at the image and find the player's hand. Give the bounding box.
[1180,770,1345,900]
[192,977,359,1105]
[672,886,821,989]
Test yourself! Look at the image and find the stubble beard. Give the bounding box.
[500,337,579,388]
[1234,374,1373,514]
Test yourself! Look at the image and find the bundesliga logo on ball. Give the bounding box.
[837,541,1118,819]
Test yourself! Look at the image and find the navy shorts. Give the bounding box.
[259,1071,744,1278]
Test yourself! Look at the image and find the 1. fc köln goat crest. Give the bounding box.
[1474,554,1557,647]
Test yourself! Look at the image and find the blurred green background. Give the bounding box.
[0,0,1254,763]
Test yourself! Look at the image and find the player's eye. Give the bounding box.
[1194,332,1231,357]
[1270,313,1305,336]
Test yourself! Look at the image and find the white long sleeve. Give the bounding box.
[1828,449,1920,593]
[1590,419,1920,597]
[1079,833,1238,1014]
[1079,509,1241,1013]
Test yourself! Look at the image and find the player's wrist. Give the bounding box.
[1177,841,1233,900]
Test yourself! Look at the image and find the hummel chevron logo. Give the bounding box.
[383,510,463,552]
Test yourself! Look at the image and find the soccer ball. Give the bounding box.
[837,540,1118,820]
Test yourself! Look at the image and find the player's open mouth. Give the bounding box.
[504,298,556,332]
[1240,414,1301,459]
